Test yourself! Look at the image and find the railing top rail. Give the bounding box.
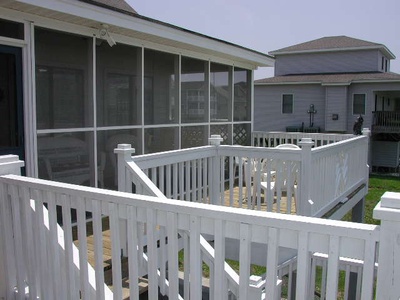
[311,135,367,154]
[0,174,378,241]
[252,131,354,138]
[132,145,215,168]
[373,111,400,114]
[131,144,304,170]
[218,145,303,160]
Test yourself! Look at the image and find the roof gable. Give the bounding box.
[270,36,395,59]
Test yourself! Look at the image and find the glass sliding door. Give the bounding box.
[0,45,24,163]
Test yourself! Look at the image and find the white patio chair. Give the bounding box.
[242,158,276,208]
[275,143,300,149]
[260,144,300,211]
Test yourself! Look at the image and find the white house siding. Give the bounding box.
[254,84,325,132]
[325,86,348,132]
[275,50,380,76]
[347,82,400,132]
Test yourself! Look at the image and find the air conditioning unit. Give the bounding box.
[371,141,400,168]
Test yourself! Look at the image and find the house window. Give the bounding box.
[282,94,293,114]
[385,59,388,72]
[382,57,384,70]
[353,94,366,115]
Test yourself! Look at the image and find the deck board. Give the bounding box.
[73,218,148,298]
[222,186,297,214]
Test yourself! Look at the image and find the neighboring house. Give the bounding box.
[254,36,400,170]
[0,0,273,189]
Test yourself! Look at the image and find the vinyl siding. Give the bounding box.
[254,84,325,132]
[275,50,381,76]
[347,82,400,132]
[254,82,400,134]
[325,86,347,132]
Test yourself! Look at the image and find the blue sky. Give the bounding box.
[127,0,400,79]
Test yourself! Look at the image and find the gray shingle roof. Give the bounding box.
[255,72,400,85]
[269,36,394,59]
[79,0,137,14]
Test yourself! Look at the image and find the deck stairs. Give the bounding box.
[118,153,282,299]
[72,218,149,298]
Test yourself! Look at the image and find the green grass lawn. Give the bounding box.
[342,174,400,225]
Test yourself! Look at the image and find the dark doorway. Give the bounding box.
[0,45,24,164]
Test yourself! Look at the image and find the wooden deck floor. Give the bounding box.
[72,186,296,298]
[222,186,297,214]
[73,218,148,299]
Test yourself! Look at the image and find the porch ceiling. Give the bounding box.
[0,0,274,69]
[375,90,400,99]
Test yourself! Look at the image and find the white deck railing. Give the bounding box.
[372,111,400,133]
[2,155,400,299]
[310,136,369,217]
[252,131,355,147]
[117,133,369,217]
[3,173,398,299]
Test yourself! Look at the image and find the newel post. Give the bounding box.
[362,128,371,174]
[373,192,400,299]
[0,155,24,298]
[209,135,223,205]
[114,144,135,193]
[0,155,25,176]
[114,144,135,257]
[298,138,314,216]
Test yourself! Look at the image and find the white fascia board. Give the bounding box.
[270,45,396,59]
[0,7,259,70]
[256,79,400,86]
[0,6,96,37]
[321,82,351,86]
[15,0,274,68]
[351,79,400,84]
[254,81,321,86]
